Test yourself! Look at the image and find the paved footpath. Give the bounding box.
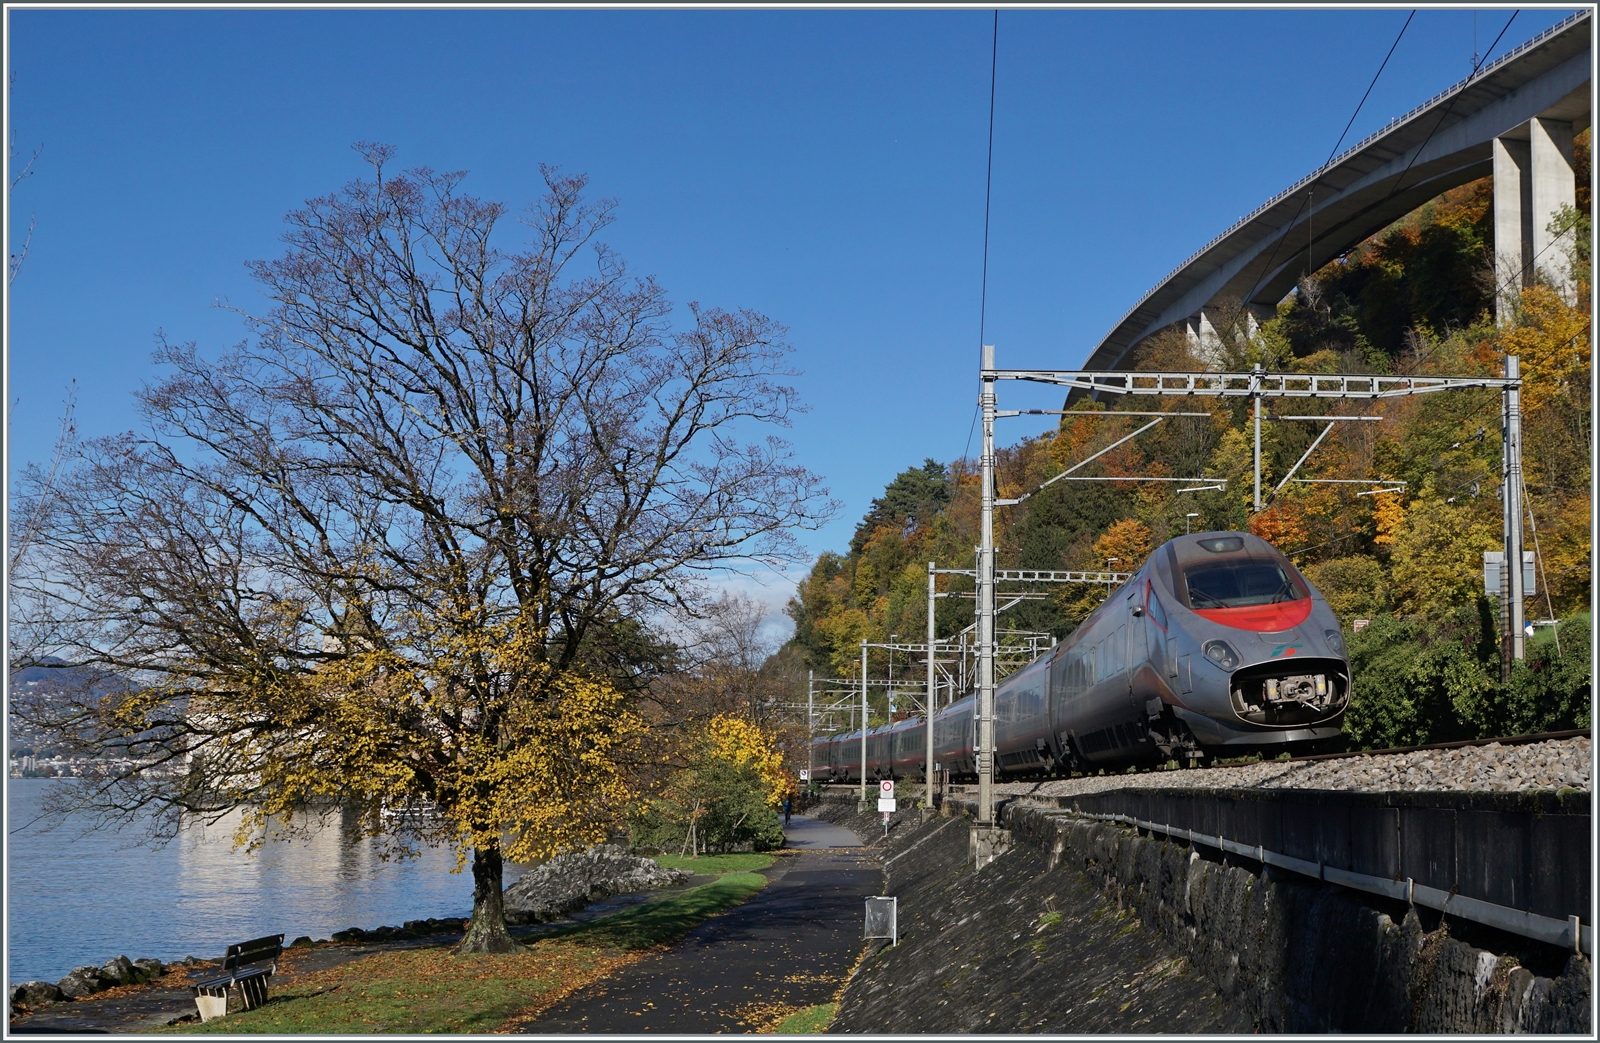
[518,815,875,1033]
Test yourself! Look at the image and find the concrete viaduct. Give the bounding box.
[1084,10,1592,371]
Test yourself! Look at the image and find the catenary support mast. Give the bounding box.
[1505,355,1526,663]
[976,344,997,826]
[806,670,814,782]
[926,561,937,811]
[859,640,869,808]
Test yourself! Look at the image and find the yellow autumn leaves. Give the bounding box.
[705,713,791,808]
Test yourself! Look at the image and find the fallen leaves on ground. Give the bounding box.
[733,999,810,1032]
[161,942,648,1034]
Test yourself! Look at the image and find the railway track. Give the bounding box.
[818,728,1591,792]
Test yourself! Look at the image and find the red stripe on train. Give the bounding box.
[1191,599,1313,631]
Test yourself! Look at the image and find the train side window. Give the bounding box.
[1145,580,1168,630]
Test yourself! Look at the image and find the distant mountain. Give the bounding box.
[9,658,133,698]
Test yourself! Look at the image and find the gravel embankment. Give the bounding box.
[986,737,1590,801]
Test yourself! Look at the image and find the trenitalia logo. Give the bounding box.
[1269,644,1301,657]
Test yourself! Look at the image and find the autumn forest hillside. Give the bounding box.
[778,137,1593,751]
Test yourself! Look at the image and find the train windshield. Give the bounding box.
[1182,559,1305,609]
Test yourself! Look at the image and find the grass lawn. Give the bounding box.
[771,1002,838,1033]
[163,872,768,1034]
[651,851,775,874]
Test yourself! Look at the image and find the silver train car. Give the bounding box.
[809,531,1350,781]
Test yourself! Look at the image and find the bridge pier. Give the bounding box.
[1494,116,1576,319]
[1184,304,1277,369]
[1184,312,1224,368]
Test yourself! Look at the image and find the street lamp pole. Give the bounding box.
[1186,512,1199,534]
[977,344,998,827]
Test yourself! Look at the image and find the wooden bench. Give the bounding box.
[191,934,283,1022]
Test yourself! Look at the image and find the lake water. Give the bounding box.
[6,779,527,986]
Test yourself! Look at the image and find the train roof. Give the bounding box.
[1165,530,1291,569]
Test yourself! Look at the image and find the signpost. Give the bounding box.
[864,896,898,946]
[878,779,895,836]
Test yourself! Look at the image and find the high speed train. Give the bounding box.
[810,531,1350,780]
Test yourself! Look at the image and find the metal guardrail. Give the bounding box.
[1046,805,1592,956]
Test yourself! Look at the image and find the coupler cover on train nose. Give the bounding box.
[1228,657,1348,726]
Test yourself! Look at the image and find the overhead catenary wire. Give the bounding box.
[1242,10,1416,301]
[977,10,999,351]
[964,10,1000,467]
[1273,12,1516,321]
[1384,10,1518,203]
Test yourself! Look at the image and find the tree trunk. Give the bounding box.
[454,844,522,954]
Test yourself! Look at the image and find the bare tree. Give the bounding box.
[8,72,42,285]
[634,591,776,738]
[12,146,835,952]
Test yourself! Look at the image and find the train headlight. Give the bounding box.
[1324,629,1345,655]
[1202,640,1240,671]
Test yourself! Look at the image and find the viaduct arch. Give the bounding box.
[1084,11,1592,371]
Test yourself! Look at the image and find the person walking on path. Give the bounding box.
[782,795,792,827]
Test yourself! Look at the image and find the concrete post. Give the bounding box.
[1493,134,1534,322]
[1530,118,1576,302]
[977,344,997,826]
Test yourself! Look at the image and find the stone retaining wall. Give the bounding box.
[810,790,1590,1033]
[826,803,1248,1033]
[995,798,1590,1032]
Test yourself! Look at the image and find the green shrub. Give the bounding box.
[1504,614,1592,733]
[631,756,784,855]
[1303,556,1391,620]
[1343,611,1591,748]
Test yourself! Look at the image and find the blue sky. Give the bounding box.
[5,6,1574,631]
